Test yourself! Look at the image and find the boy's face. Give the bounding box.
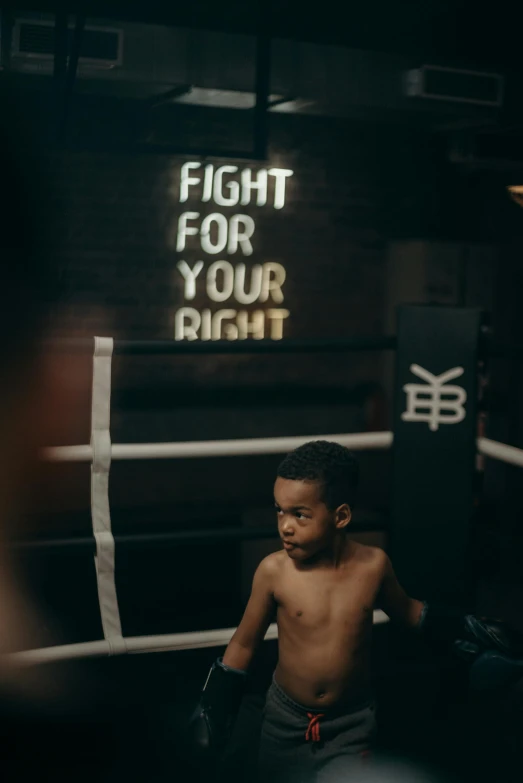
[274,476,350,562]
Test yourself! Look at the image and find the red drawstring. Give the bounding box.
[306,712,325,743]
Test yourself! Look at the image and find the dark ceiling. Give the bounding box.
[2,0,520,71]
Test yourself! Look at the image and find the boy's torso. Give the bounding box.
[272,543,385,709]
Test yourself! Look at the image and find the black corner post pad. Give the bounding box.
[390,305,484,606]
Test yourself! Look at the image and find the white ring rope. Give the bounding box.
[43,431,394,462]
[43,434,523,468]
[8,612,390,666]
[477,436,523,469]
[90,338,124,649]
[24,332,523,669]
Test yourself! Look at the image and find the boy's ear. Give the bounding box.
[335,504,352,530]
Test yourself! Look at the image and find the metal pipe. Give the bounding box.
[59,14,85,143]
[489,343,523,360]
[113,383,387,410]
[0,11,14,70]
[8,517,387,554]
[457,246,469,307]
[253,1,271,160]
[67,140,270,159]
[46,336,398,355]
[53,11,68,83]
[42,336,523,360]
[145,84,192,109]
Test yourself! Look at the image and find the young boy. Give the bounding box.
[191,441,522,782]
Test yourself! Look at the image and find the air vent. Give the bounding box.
[404,65,503,108]
[13,19,123,67]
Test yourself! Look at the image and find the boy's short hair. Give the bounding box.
[277,440,359,510]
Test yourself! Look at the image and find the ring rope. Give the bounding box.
[90,337,125,648]
[43,435,523,468]
[43,431,394,462]
[22,333,523,668]
[8,612,390,666]
[476,437,523,469]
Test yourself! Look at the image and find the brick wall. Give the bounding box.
[31,105,505,528]
[19,99,521,640]
[31,109,393,523]
[47,108,387,347]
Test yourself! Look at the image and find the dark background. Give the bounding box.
[2,2,523,779]
[2,2,521,638]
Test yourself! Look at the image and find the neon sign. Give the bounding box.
[172,162,293,341]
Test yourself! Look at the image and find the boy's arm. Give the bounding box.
[376,552,424,629]
[377,551,523,692]
[223,554,277,670]
[189,555,277,762]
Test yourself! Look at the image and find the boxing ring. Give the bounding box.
[9,315,523,666]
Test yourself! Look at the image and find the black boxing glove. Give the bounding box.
[189,657,247,765]
[418,602,523,690]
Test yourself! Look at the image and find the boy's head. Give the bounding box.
[274,441,359,561]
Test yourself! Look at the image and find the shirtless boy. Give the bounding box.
[191,441,522,782]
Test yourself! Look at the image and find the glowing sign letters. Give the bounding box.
[173,162,293,341]
[179,163,293,209]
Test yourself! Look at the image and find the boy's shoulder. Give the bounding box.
[257,551,285,578]
[351,541,388,570]
[259,550,287,573]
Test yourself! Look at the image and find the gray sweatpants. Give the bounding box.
[258,677,377,783]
